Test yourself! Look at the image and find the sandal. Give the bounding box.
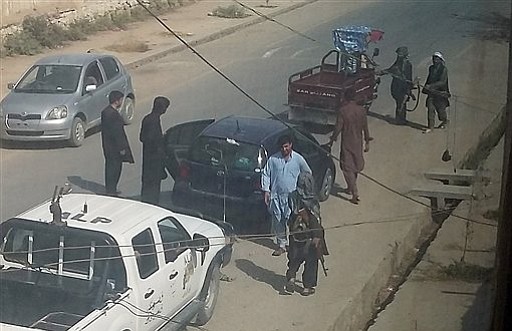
[301,287,316,296]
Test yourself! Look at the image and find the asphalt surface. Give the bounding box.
[0,0,509,330]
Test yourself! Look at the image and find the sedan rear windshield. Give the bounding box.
[190,136,262,171]
[15,65,82,94]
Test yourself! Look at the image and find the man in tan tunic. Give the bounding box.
[328,88,371,204]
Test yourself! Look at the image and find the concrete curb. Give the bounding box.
[328,212,432,331]
[126,0,319,70]
[334,108,506,331]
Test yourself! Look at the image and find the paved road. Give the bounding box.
[0,0,509,330]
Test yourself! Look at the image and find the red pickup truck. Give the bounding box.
[287,48,381,127]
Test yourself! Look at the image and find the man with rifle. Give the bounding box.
[285,172,329,296]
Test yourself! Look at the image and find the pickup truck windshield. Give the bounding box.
[1,220,125,285]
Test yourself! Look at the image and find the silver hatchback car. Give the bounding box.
[0,53,135,147]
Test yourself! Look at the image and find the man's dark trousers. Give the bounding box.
[105,156,122,196]
[427,96,448,129]
[141,180,160,205]
[286,240,319,288]
[394,94,407,124]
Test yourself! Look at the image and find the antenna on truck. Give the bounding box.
[49,183,72,226]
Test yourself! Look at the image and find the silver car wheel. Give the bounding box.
[69,117,85,147]
[122,97,135,124]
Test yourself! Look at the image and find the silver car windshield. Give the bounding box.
[14,64,82,94]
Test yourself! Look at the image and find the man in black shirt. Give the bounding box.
[139,96,171,204]
[383,46,414,125]
[101,91,134,196]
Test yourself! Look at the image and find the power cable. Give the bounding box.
[0,204,495,273]
[132,0,496,228]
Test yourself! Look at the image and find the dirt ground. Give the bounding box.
[1,0,277,97]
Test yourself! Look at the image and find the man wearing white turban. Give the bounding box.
[422,51,450,133]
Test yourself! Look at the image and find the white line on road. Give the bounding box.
[262,47,282,58]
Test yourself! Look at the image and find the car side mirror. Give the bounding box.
[85,84,97,92]
[7,83,15,90]
[372,48,380,57]
[192,233,210,253]
[257,147,267,169]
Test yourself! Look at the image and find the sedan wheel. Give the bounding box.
[121,97,135,124]
[69,117,85,147]
[318,167,334,202]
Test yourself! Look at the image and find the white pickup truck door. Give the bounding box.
[130,227,177,330]
[156,218,201,317]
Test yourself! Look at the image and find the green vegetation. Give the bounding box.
[210,5,250,19]
[0,0,187,57]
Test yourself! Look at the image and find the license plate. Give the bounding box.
[7,119,40,130]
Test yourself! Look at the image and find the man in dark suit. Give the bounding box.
[383,46,414,125]
[139,96,171,204]
[101,90,134,196]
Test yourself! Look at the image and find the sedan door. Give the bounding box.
[164,119,215,179]
[293,130,331,190]
[78,60,106,127]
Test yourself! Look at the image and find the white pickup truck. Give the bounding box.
[0,190,234,331]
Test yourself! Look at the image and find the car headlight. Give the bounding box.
[46,105,68,120]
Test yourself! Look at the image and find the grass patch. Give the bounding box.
[1,0,188,57]
[438,261,493,282]
[2,30,43,56]
[105,40,150,53]
[209,5,251,19]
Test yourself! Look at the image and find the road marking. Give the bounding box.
[262,47,282,58]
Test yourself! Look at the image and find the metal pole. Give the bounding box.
[491,6,512,330]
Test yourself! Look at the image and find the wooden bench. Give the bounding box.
[409,184,474,209]
[424,168,489,185]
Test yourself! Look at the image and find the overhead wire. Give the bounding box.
[132,0,495,227]
[0,203,496,274]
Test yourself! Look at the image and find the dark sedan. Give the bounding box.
[164,116,335,233]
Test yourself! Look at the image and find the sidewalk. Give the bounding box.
[0,0,315,98]
[368,140,501,331]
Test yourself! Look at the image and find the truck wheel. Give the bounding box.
[195,263,221,326]
[318,167,334,202]
[69,117,85,147]
[121,97,135,125]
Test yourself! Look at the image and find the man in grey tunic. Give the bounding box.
[261,134,312,256]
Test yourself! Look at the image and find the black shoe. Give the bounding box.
[272,247,286,256]
[437,121,448,129]
[285,278,295,293]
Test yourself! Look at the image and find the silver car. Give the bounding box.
[0,53,135,147]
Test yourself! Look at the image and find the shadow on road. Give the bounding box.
[0,128,101,150]
[453,12,510,43]
[0,140,69,150]
[248,237,275,251]
[367,110,425,131]
[461,280,494,330]
[67,176,105,194]
[235,259,286,293]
